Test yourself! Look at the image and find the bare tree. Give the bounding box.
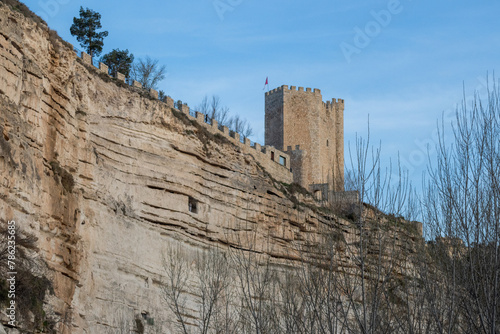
[194,247,234,334]
[162,245,191,334]
[195,95,253,138]
[331,119,422,334]
[131,56,167,90]
[227,115,253,138]
[162,244,238,334]
[228,230,281,334]
[282,228,347,334]
[196,95,231,126]
[422,81,500,333]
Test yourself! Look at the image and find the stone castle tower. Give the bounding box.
[265,85,344,198]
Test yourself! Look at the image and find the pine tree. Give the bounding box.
[70,7,108,58]
[101,49,134,78]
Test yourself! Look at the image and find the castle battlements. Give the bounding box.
[75,48,344,193]
[266,85,343,117]
[73,49,293,184]
[324,99,344,112]
[286,145,302,152]
[265,85,322,96]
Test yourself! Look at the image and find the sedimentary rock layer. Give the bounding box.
[0,4,421,333]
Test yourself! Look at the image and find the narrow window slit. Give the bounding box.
[188,196,198,214]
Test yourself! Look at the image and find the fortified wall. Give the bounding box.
[265,85,344,198]
[81,50,346,198]
[76,50,293,184]
[0,4,421,332]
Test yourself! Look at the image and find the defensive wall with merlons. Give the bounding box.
[76,49,293,184]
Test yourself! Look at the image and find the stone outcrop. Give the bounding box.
[0,3,422,333]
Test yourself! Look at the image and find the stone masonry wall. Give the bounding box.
[74,47,293,185]
[264,87,284,150]
[321,99,344,192]
[286,145,306,186]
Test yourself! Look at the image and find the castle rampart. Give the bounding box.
[74,49,345,192]
[73,49,293,184]
[177,104,293,184]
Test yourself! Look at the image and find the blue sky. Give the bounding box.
[22,0,500,186]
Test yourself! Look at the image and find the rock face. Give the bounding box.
[0,4,323,332]
[0,3,422,333]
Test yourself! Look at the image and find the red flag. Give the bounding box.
[263,77,269,90]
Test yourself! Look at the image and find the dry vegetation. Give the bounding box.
[0,223,54,332]
[159,85,499,333]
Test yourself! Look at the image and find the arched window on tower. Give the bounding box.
[327,140,329,147]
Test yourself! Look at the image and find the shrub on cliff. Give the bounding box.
[130,56,167,90]
[0,224,54,332]
[195,95,254,138]
[0,0,46,27]
[101,49,134,78]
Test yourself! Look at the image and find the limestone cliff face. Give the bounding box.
[0,4,422,334]
[0,4,337,333]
